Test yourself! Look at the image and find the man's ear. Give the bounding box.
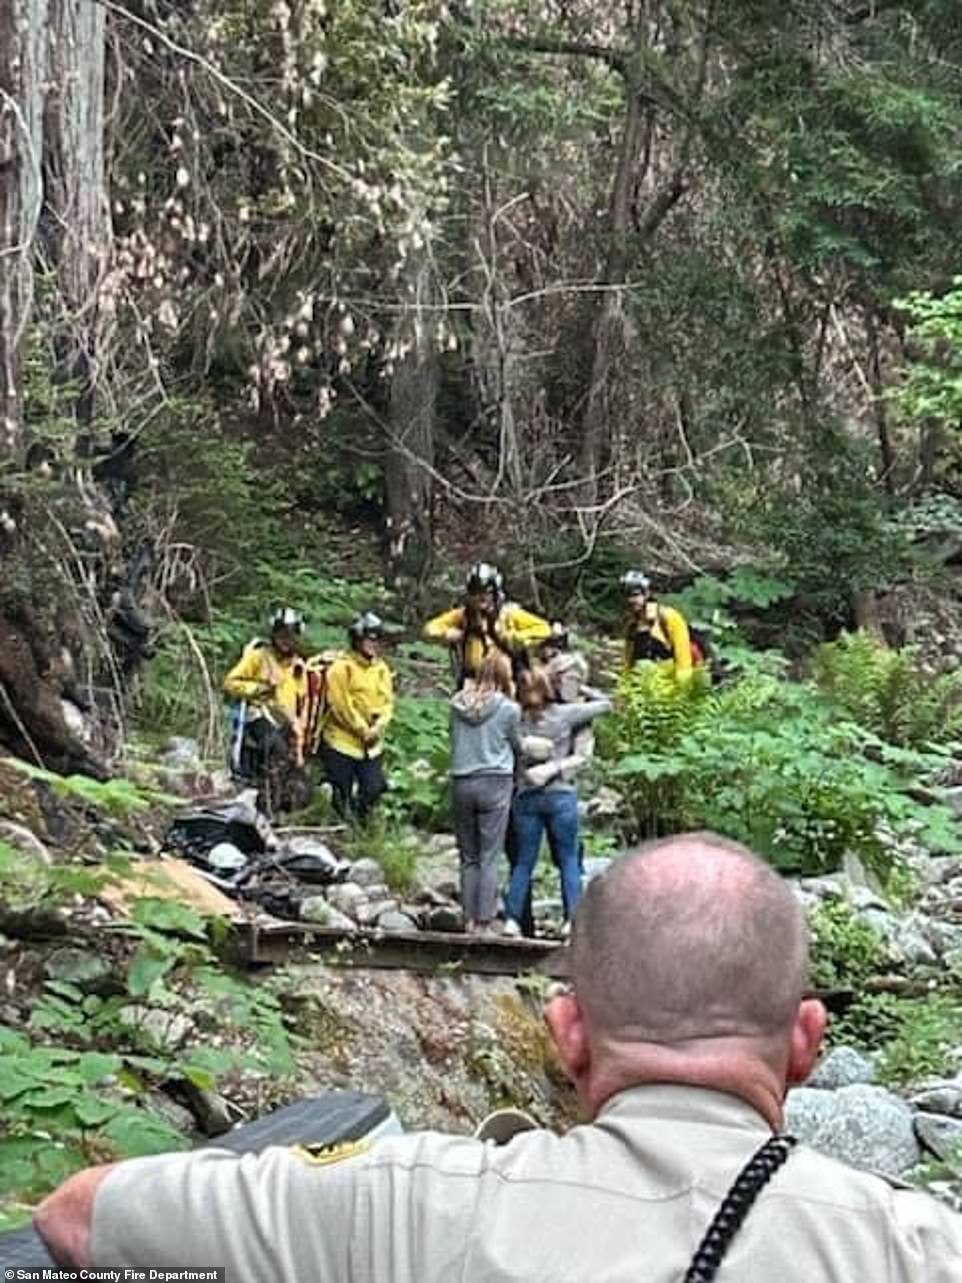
[545,992,590,1085]
[787,999,828,1086]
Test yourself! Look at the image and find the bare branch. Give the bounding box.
[94,0,353,185]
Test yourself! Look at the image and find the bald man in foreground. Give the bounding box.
[36,833,962,1280]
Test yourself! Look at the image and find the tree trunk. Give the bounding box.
[0,0,48,463]
[865,306,895,495]
[42,0,109,424]
[578,78,647,504]
[384,260,436,593]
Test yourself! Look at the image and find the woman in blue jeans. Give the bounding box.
[503,667,610,937]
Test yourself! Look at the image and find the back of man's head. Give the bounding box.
[570,832,808,1048]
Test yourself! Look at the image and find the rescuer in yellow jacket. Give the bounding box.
[423,562,552,686]
[321,611,394,821]
[621,571,696,684]
[223,606,311,812]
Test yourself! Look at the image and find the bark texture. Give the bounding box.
[0,0,48,461]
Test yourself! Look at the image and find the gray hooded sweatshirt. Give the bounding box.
[449,690,521,777]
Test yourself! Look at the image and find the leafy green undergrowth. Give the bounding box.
[598,638,962,879]
[808,900,888,991]
[0,898,295,1222]
[814,629,962,748]
[832,992,962,1089]
[7,757,179,818]
[382,694,450,831]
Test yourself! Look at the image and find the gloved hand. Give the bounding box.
[524,761,559,788]
[520,734,554,763]
[444,628,464,645]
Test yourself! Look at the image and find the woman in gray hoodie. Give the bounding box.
[449,652,521,933]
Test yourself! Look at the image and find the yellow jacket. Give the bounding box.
[224,641,308,722]
[624,603,693,682]
[423,602,552,678]
[322,650,394,760]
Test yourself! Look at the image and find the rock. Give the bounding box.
[349,858,385,888]
[910,1080,962,1118]
[582,857,611,884]
[377,909,417,932]
[786,1084,921,1177]
[847,885,888,913]
[300,896,356,931]
[585,786,622,819]
[356,898,397,928]
[43,946,113,992]
[326,882,366,917]
[857,908,938,968]
[842,851,885,896]
[930,856,962,885]
[362,882,390,902]
[424,833,458,856]
[356,899,398,927]
[0,820,51,864]
[118,1005,192,1050]
[181,1084,235,1137]
[424,905,463,933]
[938,786,962,819]
[922,919,962,962]
[0,821,52,911]
[61,699,93,744]
[161,737,202,769]
[146,1089,196,1135]
[798,876,844,901]
[914,1113,962,1170]
[807,1047,877,1091]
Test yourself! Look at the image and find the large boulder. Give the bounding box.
[786,1084,920,1177]
[807,1047,876,1091]
[300,896,356,931]
[914,1113,962,1170]
[910,1079,962,1119]
[326,882,366,918]
[43,946,113,993]
[349,858,386,888]
[857,907,938,968]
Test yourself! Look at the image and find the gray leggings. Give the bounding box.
[452,774,513,923]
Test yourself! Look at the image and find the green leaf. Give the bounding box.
[127,948,177,998]
[130,898,209,940]
[73,1095,121,1127]
[103,1107,192,1157]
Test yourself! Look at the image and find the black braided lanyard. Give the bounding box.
[683,1134,798,1283]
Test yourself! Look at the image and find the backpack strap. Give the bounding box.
[684,1134,797,1282]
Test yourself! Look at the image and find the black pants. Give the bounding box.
[235,717,309,817]
[322,744,386,822]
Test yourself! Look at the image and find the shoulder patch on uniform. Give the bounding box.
[290,1138,373,1167]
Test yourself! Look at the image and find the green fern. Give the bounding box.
[814,630,962,747]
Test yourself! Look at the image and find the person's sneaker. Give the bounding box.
[501,918,522,938]
[561,921,572,941]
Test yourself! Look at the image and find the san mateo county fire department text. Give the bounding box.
[4,1270,223,1281]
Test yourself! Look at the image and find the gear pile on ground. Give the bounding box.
[164,795,471,935]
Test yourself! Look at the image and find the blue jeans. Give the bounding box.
[505,789,582,924]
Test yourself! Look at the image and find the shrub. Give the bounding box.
[814,629,962,748]
[832,992,962,1088]
[600,664,961,877]
[808,900,887,990]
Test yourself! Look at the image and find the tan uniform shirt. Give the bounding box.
[91,1084,962,1281]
